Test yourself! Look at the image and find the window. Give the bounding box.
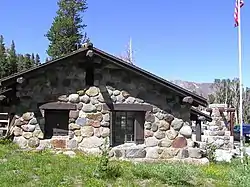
[111,111,145,146]
[44,110,69,138]
[85,66,94,86]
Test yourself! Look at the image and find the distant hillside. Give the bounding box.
[171,80,215,98]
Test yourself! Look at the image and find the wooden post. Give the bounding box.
[196,120,201,141]
[230,112,234,136]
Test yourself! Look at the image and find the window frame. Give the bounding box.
[110,110,145,147]
[39,102,76,139]
[103,103,153,147]
[44,109,70,138]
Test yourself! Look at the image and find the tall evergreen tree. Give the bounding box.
[17,54,25,72]
[35,54,41,66]
[31,53,35,66]
[7,40,18,75]
[23,54,33,69]
[45,0,88,59]
[0,35,8,78]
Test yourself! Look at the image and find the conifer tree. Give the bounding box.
[23,54,33,69]
[45,0,88,59]
[35,54,41,66]
[17,54,25,72]
[31,53,35,66]
[7,40,18,75]
[0,35,7,78]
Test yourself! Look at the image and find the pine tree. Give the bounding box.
[23,54,33,69]
[0,35,7,78]
[17,54,25,72]
[6,40,18,75]
[45,0,88,59]
[31,53,35,66]
[35,54,41,66]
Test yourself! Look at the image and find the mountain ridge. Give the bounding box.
[171,80,215,98]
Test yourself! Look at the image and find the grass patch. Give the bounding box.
[1,142,250,186]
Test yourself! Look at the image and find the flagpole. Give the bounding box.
[237,0,244,163]
[129,37,132,63]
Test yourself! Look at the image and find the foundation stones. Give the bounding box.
[28,137,40,148]
[172,137,187,148]
[13,127,23,136]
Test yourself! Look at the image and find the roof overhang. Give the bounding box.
[190,107,212,122]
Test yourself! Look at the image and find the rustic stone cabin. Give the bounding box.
[0,43,212,160]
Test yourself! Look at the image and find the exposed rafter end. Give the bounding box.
[86,50,94,58]
[182,96,193,104]
[16,77,25,84]
[198,115,206,121]
[0,95,6,101]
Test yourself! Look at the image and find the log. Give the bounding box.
[16,77,25,84]
[86,50,94,58]
[182,96,193,104]
[206,108,235,112]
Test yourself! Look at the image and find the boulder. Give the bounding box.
[68,94,80,103]
[179,125,192,138]
[171,118,184,131]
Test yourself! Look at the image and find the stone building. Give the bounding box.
[0,43,211,161]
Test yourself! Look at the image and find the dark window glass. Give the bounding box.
[111,111,144,146]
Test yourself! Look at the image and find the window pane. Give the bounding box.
[126,112,134,142]
[113,111,135,145]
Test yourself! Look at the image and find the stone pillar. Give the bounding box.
[201,104,234,150]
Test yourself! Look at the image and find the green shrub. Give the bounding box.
[93,137,122,179]
[206,143,217,162]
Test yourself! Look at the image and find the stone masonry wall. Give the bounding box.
[201,104,234,150]
[11,60,204,160]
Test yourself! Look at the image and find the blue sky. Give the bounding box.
[1,0,250,86]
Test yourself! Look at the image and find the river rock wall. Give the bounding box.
[10,59,205,160]
[201,104,234,150]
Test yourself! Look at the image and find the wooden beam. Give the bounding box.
[16,77,25,84]
[182,96,193,104]
[0,88,12,95]
[0,95,6,101]
[190,107,212,122]
[86,50,94,58]
[206,108,235,112]
[230,112,234,136]
[39,102,76,110]
[196,120,201,141]
[103,103,153,112]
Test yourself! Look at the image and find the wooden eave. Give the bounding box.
[103,103,153,111]
[39,102,76,110]
[190,107,212,122]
